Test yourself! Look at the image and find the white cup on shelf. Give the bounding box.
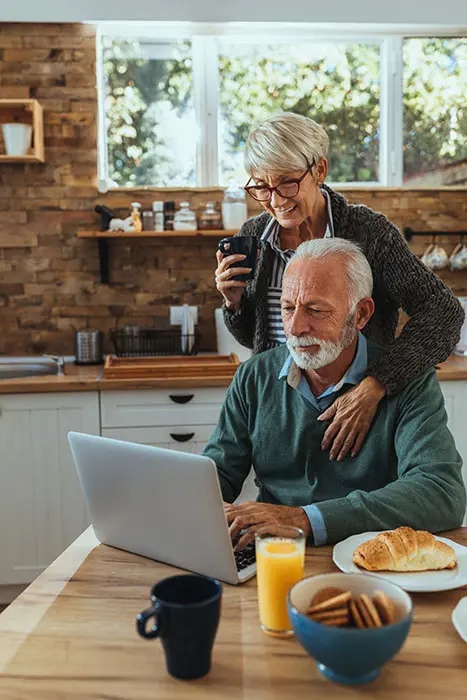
[1,123,33,156]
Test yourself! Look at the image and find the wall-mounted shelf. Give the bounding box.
[77,229,234,283]
[0,99,44,163]
[404,228,467,241]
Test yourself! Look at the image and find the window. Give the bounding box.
[403,38,467,186]
[102,36,196,187]
[218,40,380,185]
[98,25,467,189]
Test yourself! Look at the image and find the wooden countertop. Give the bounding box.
[0,354,466,394]
[0,527,466,699]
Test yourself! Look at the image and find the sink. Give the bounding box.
[0,362,57,380]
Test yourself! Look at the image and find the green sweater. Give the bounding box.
[203,343,465,544]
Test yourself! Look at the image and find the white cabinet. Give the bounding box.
[440,381,467,526]
[100,388,227,454]
[0,392,100,585]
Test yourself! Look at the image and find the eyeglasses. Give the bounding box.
[244,163,314,202]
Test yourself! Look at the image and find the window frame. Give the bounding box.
[96,22,467,191]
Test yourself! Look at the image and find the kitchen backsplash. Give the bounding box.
[0,22,466,355]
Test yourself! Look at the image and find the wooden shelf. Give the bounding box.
[77,230,233,238]
[0,98,44,163]
[77,230,234,283]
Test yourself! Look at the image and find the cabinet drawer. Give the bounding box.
[101,389,226,428]
[101,425,216,454]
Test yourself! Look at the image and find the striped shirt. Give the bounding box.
[261,190,335,345]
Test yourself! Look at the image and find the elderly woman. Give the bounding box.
[215,112,464,461]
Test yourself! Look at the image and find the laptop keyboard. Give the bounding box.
[234,542,256,571]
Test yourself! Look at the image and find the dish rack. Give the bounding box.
[109,328,199,357]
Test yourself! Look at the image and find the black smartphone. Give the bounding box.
[218,236,258,282]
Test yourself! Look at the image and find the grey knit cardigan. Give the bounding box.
[222,184,465,395]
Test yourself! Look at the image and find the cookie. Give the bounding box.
[307,591,352,615]
[355,596,375,628]
[373,590,396,625]
[349,598,366,629]
[309,587,346,607]
[309,607,349,622]
[359,593,383,628]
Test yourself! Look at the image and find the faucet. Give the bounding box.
[41,354,65,377]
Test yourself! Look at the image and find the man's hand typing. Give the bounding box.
[223,501,311,551]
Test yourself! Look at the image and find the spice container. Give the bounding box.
[142,210,154,231]
[163,201,175,231]
[198,201,223,230]
[152,201,164,232]
[173,201,197,231]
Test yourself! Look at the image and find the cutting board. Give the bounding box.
[103,353,240,380]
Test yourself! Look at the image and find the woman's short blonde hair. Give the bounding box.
[244,112,329,177]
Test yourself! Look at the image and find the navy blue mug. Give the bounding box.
[218,235,259,282]
[136,574,222,680]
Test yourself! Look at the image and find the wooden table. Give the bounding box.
[1,528,467,699]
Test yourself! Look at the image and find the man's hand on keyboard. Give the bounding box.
[223,501,311,551]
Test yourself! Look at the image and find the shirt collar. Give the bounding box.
[279,332,368,397]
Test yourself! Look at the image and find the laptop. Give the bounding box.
[68,432,256,585]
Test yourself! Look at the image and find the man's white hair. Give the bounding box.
[244,112,329,176]
[288,238,374,312]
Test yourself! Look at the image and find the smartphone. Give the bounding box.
[218,236,258,282]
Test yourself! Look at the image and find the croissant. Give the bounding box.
[353,526,457,572]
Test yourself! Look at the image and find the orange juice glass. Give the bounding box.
[255,525,305,638]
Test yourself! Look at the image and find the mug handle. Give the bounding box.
[136,601,163,639]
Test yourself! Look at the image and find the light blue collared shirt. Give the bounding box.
[278,333,368,545]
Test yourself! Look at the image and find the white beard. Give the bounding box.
[286,316,356,371]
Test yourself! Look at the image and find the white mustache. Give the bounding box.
[287,335,321,347]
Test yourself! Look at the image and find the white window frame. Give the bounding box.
[96,22,467,190]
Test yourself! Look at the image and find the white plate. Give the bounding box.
[333,531,467,592]
[452,597,467,642]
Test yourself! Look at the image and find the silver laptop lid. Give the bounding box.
[68,432,242,584]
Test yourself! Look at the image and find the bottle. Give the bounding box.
[198,201,223,230]
[152,201,165,232]
[163,201,176,231]
[130,202,143,233]
[142,210,154,231]
[173,201,197,231]
[222,184,248,230]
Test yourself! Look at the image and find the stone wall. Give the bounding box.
[0,22,466,356]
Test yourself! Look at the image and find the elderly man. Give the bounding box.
[203,238,465,549]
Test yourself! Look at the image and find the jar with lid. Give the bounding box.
[141,210,154,231]
[173,201,197,231]
[163,201,176,231]
[222,184,248,230]
[152,201,164,232]
[198,201,223,230]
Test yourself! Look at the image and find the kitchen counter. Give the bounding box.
[0,526,466,699]
[0,353,466,394]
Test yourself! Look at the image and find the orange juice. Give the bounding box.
[256,536,305,636]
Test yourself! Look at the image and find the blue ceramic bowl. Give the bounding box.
[288,572,412,685]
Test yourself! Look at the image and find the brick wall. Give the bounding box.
[0,22,466,356]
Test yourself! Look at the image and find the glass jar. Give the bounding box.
[142,210,154,231]
[152,201,165,232]
[173,201,197,231]
[163,201,176,231]
[222,184,248,231]
[198,201,223,230]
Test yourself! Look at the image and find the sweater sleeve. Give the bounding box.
[365,218,465,394]
[222,292,256,350]
[202,370,253,503]
[314,370,465,545]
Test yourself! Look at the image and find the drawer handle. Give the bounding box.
[169,394,194,404]
[170,432,195,443]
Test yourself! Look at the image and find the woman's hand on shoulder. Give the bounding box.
[318,376,386,461]
[215,249,251,310]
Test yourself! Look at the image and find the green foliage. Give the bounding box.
[403,38,467,178]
